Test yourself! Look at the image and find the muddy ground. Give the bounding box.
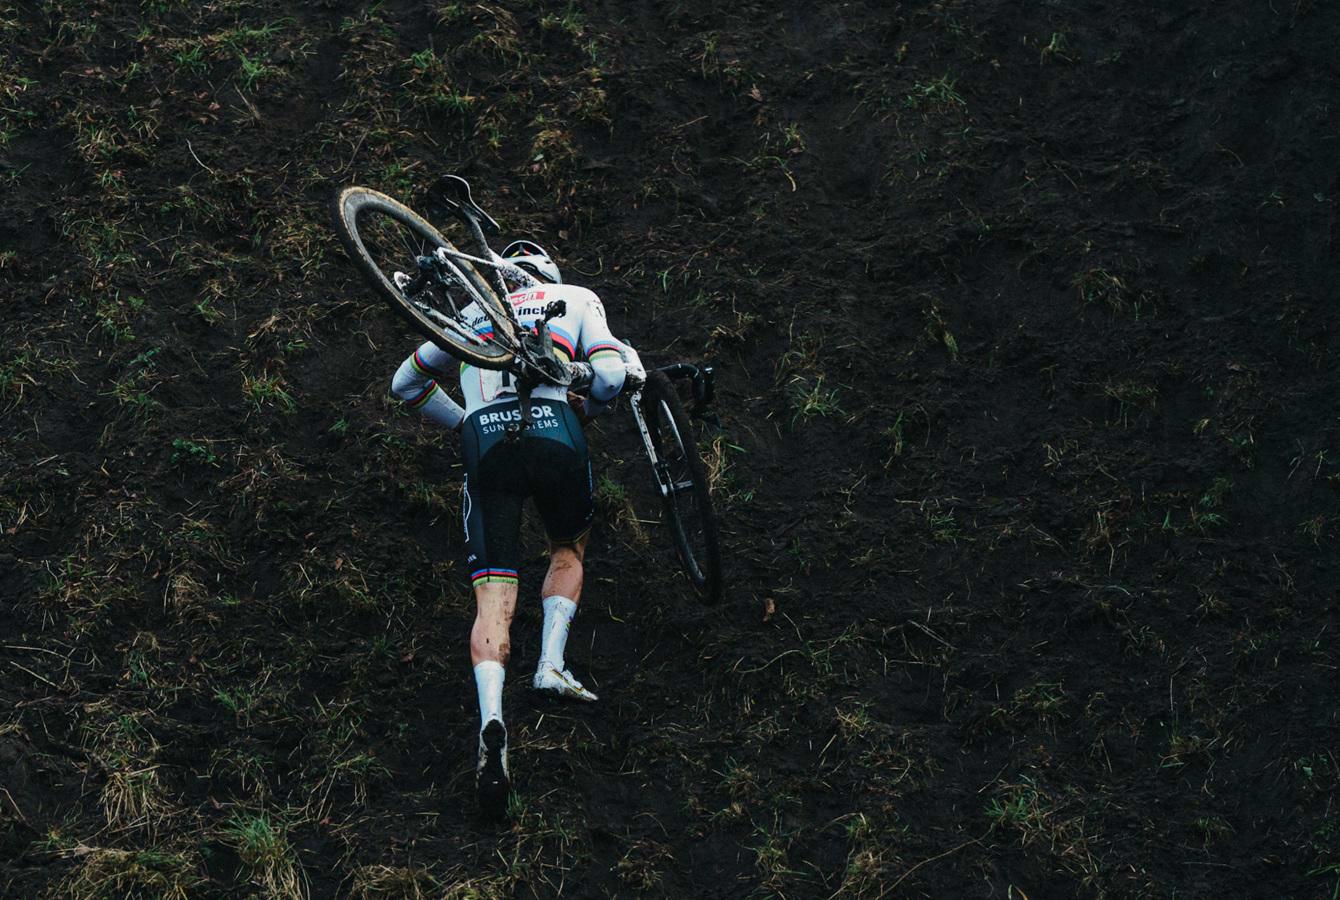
[3,0,1339,897]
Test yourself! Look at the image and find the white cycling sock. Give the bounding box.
[539,595,578,671]
[473,660,504,727]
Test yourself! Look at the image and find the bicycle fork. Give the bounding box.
[631,392,677,499]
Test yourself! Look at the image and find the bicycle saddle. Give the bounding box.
[427,175,501,236]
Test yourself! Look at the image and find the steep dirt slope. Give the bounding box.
[3,0,1339,897]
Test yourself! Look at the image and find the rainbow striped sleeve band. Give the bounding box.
[548,326,576,360]
[585,341,622,362]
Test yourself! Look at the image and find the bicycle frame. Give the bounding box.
[630,388,668,497]
[411,218,575,435]
[425,181,717,443]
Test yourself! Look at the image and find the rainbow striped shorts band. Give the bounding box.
[471,568,519,586]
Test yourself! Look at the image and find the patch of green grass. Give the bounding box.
[1299,514,1328,545]
[1040,31,1076,64]
[1160,732,1218,769]
[615,840,673,892]
[924,303,959,359]
[435,3,468,26]
[1102,380,1157,426]
[707,757,759,823]
[0,64,39,145]
[216,21,289,52]
[750,818,802,892]
[1199,476,1233,509]
[223,812,305,898]
[1073,267,1125,308]
[406,479,447,510]
[61,212,137,267]
[85,709,171,832]
[214,687,259,722]
[700,435,746,500]
[882,411,909,465]
[39,554,99,607]
[171,41,208,74]
[1193,814,1233,848]
[834,811,903,897]
[573,78,609,124]
[735,152,796,191]
[457,4,522,62]
[1074,266,1157,318]
[170,438,218,467]
[402,47,477,112]
[539,2,584,37]
[986,777,1099,880]
[111,373,162,421]
[195,293,226,324]
[904,74,965,110]
[593,473,628,508]
[695,34,719,79]
[408,47,438,73]
[349,864,440,899]
[105,343,162,419]
[993,680,1068,730]
[94,294,143,344]
[926,507,960,544]
[788,375,843,426]
[56,846,204,900]
[835,703,877,742]
[242,373,296,414]
[236,54,278,91]
[0,351,36,405]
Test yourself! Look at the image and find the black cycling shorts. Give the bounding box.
[459,399,593,588]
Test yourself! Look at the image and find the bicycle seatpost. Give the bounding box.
[506,379,536,440]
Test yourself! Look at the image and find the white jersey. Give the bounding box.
[390,282,628,429]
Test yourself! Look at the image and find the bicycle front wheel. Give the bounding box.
[642,371,723,604]
[331,186,516,370]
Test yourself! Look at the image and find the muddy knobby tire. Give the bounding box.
[331,185,516,370]
[643,370,724,605]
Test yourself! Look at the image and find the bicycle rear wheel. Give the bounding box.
[331,186,516,370]
[642,371,723,604]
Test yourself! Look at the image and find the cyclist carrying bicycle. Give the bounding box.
[389,240,644,818]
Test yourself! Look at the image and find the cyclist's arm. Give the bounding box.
[390,341,466,430]
[577,293,628,417]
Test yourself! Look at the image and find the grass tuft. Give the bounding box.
[223,812,306,899]
[54,842,201,900]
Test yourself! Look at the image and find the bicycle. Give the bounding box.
[331,177,723,604]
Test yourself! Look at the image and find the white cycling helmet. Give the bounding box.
[501,239,561,284]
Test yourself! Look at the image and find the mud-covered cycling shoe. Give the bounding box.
[533,663,599,702]
[476,720,510,820]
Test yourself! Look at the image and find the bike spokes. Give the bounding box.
[332,186,517,369]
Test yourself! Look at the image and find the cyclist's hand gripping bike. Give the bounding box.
[331,177,722,603]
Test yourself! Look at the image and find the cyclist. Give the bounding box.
[389,239,644,818]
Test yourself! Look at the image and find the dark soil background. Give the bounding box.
[3,1,1339,897]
